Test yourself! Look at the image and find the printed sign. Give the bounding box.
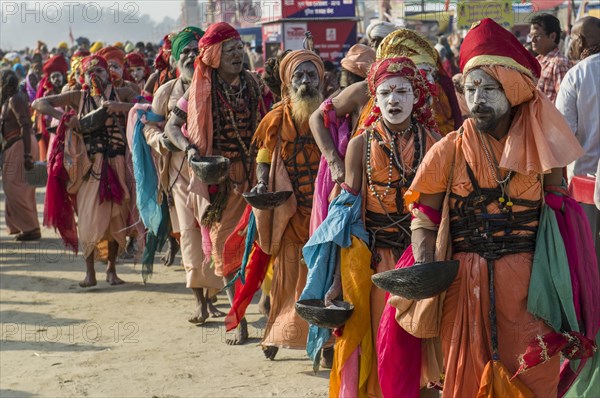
[457,0,514,30]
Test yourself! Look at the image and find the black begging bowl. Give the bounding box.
[371,260,460,300]
[295,299,354,329]
[79,106,109,134]
[243,191,293,210]
[189,156,230,185]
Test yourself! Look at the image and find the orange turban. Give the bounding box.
[97,46,126,67]
[340,44,376,78]
[278,49,324,98]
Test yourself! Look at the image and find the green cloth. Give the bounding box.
[565,335,600,398]
[171,26,204,61]
[527,204,579,334]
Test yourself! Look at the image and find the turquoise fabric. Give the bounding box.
[300,190,369,371]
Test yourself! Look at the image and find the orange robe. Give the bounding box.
[362,121,438,397]
[405,119,560,397]
[254,102,321,349]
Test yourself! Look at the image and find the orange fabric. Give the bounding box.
[474,65,583,175]
[278,50,324,99]
[477,360,535,398]
[405,128,561,398]
[340,44,376,78]
[432,82,454,136]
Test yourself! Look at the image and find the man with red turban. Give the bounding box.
[339,57,440,397]
[125,52,149,92]
[165,22,264,344]
[400,18,588,397]
[97,46,140,94]
[33,54,139,288]
[248,49,325,361]
[143,33,176,100]
[34,54,69,161]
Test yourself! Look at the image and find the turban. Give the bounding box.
[172,26,205,61]
[73,49,90,58]
[114,41,124,49]
[76,37,90,46]
[377,29,439,66]
[90,41,103,53]
[458,18,583,176]
[125,52,146,68]
[42,54,69,75]
[124,42,135,54]
[460,18,541,79]
[278,49,325,98]
[366,21,396,41]
[366,57,436,129]
[199,22,240,51]
[340,44,376,78]
[68,54,85,85]
[58,41,68,50]
[155,33,174,71]
[97,46,126,67]
[81,55,108,74]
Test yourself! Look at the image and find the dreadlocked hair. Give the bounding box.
[262,50,291,99]
[0,68,19,107]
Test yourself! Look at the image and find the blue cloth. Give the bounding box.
[132,108,164,234]
[300,190,369,369]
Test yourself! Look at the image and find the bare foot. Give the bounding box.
[258,292,270,317]
[208,302,225,318]
[79,275,97,288]
[226,318,248,345]
[105,271,125,286]
[188,315,206,325]
[161,236,179,266]
[262,345,279,360]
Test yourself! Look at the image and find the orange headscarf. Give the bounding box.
[340,44,376,78]
[278,49,324,99]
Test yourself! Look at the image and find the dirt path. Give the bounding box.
[0,185,329,397]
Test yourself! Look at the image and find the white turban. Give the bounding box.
[366,21,397,41]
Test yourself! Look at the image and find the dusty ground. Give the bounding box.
[0,184,329,397]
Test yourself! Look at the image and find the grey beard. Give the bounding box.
[289,89,323,126]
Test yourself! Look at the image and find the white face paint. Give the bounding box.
[375,76,416,129]
[130,66,146,83]
[416,63,436,84]
[464,69,511,133]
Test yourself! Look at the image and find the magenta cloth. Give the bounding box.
[377,245,422,398]
[412,202,442,225]
[309,99,351,236]
[43,111,79,253]
[545,192,600,396]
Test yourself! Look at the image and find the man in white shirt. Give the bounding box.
[556,16,600,261]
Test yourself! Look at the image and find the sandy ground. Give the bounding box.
[0,183,329,397]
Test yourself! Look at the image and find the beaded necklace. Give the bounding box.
[477,129,514,211]
[366,118,420,200]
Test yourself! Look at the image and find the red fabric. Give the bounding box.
[125,52,146,68]
[412,203,441,225]
[81,55,108,73]
[568,176,596,205]
[199,22,240,50]
[222,205,251,277]
[224,243,271,331]
[377,245,422,398]
[44,111,79,253]
[73,49,90,58]
[42,54,68,75]
[99,159,124,205]
[96,46,126,67]
[459,18,541,78]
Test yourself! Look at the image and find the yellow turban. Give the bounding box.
[376,29,438,67]
[90,42,103,53]
[58,41,68,49]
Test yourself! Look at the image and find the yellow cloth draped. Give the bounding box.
[330,236,374,397]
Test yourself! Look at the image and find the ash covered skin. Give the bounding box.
[464,68,510,134]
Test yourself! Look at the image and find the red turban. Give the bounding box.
[125,52,146,68]
[73,49,91,58]
[81,55,108,74]
[199,22,240,51]
[366,57,437,130]
[459,18,541,79]
[96,46,126,67]
[42,55,68,75]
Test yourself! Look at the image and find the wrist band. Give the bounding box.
[172,105,187,121]
[256,148,271,164]
[185,144,196,153]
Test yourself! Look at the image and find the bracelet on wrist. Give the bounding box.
[257,180,268,187]
[184,144,196,153]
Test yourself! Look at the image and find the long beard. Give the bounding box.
[289,86,323,126]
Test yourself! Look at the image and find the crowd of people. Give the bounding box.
[1,13,599,398]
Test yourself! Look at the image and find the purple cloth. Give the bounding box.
[377,245,421,398]
[546,193,600,396]
[309,99,351,236]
